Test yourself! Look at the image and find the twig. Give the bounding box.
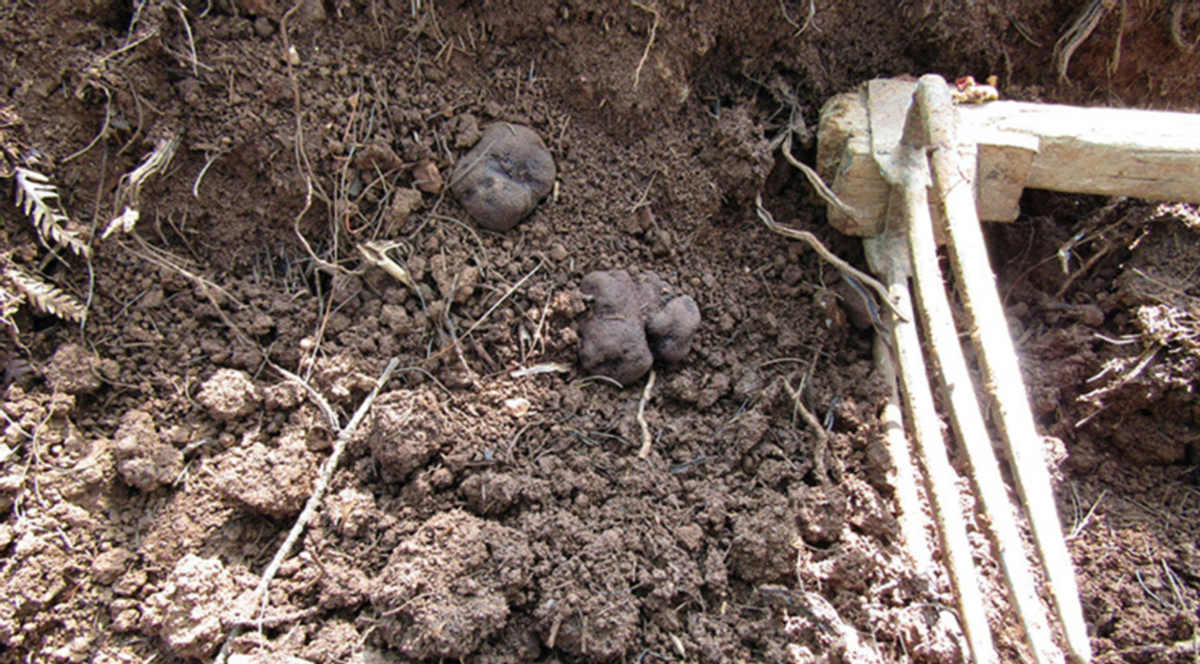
[225,606,320,630]
[213,357,400,664]
[636,370,657,458]
[280,0,339,277]
[574,374,625,389]
[193,149,225,198]
[169,1,209,76]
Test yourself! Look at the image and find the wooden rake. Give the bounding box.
[817,74,1147,664]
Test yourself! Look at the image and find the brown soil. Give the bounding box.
[2,1,1199,663]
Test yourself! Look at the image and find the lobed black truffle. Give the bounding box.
[577,270,701,386]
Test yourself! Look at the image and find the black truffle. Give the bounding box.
[449,123,556,231]
[577,270,701,386]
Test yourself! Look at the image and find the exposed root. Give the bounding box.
[756,195,903,322]
[779,0,819,36]
[781,374,831,481]
[1054,0,1114,83]
[631,1,660,91]
[1171,0,1198,52]
[774,130,866,227]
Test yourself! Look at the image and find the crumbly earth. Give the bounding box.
[2,2,1200,664]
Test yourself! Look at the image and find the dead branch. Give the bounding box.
[213,357,401,664]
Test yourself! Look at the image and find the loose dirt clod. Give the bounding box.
[43,343,102,395]
[370,510,533,660]
[196,369,262,421]
[142,554,251,660]
[214,429,316,517]
[112,410,182,492]
[577,269,700,386]
[449,124,556,232]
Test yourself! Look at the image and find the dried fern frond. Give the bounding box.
[0,282,21,337]
[13,167,92,258]
[104,131,181,239]
[4,266,84,323]
[101,205,141,240]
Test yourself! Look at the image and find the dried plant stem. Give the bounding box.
[636,370,657,458]
[62,88,113,164]
[214,357,400,664]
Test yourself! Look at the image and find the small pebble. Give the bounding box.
[253,16,275,37]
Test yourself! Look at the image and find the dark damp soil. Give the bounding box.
[1,1,1198,663]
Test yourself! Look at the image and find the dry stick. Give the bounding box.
[636,369,657,458]
[213,357,400,664]
[871,189,999,664]
[915,75,1093,664]
[902,79,1063,664]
